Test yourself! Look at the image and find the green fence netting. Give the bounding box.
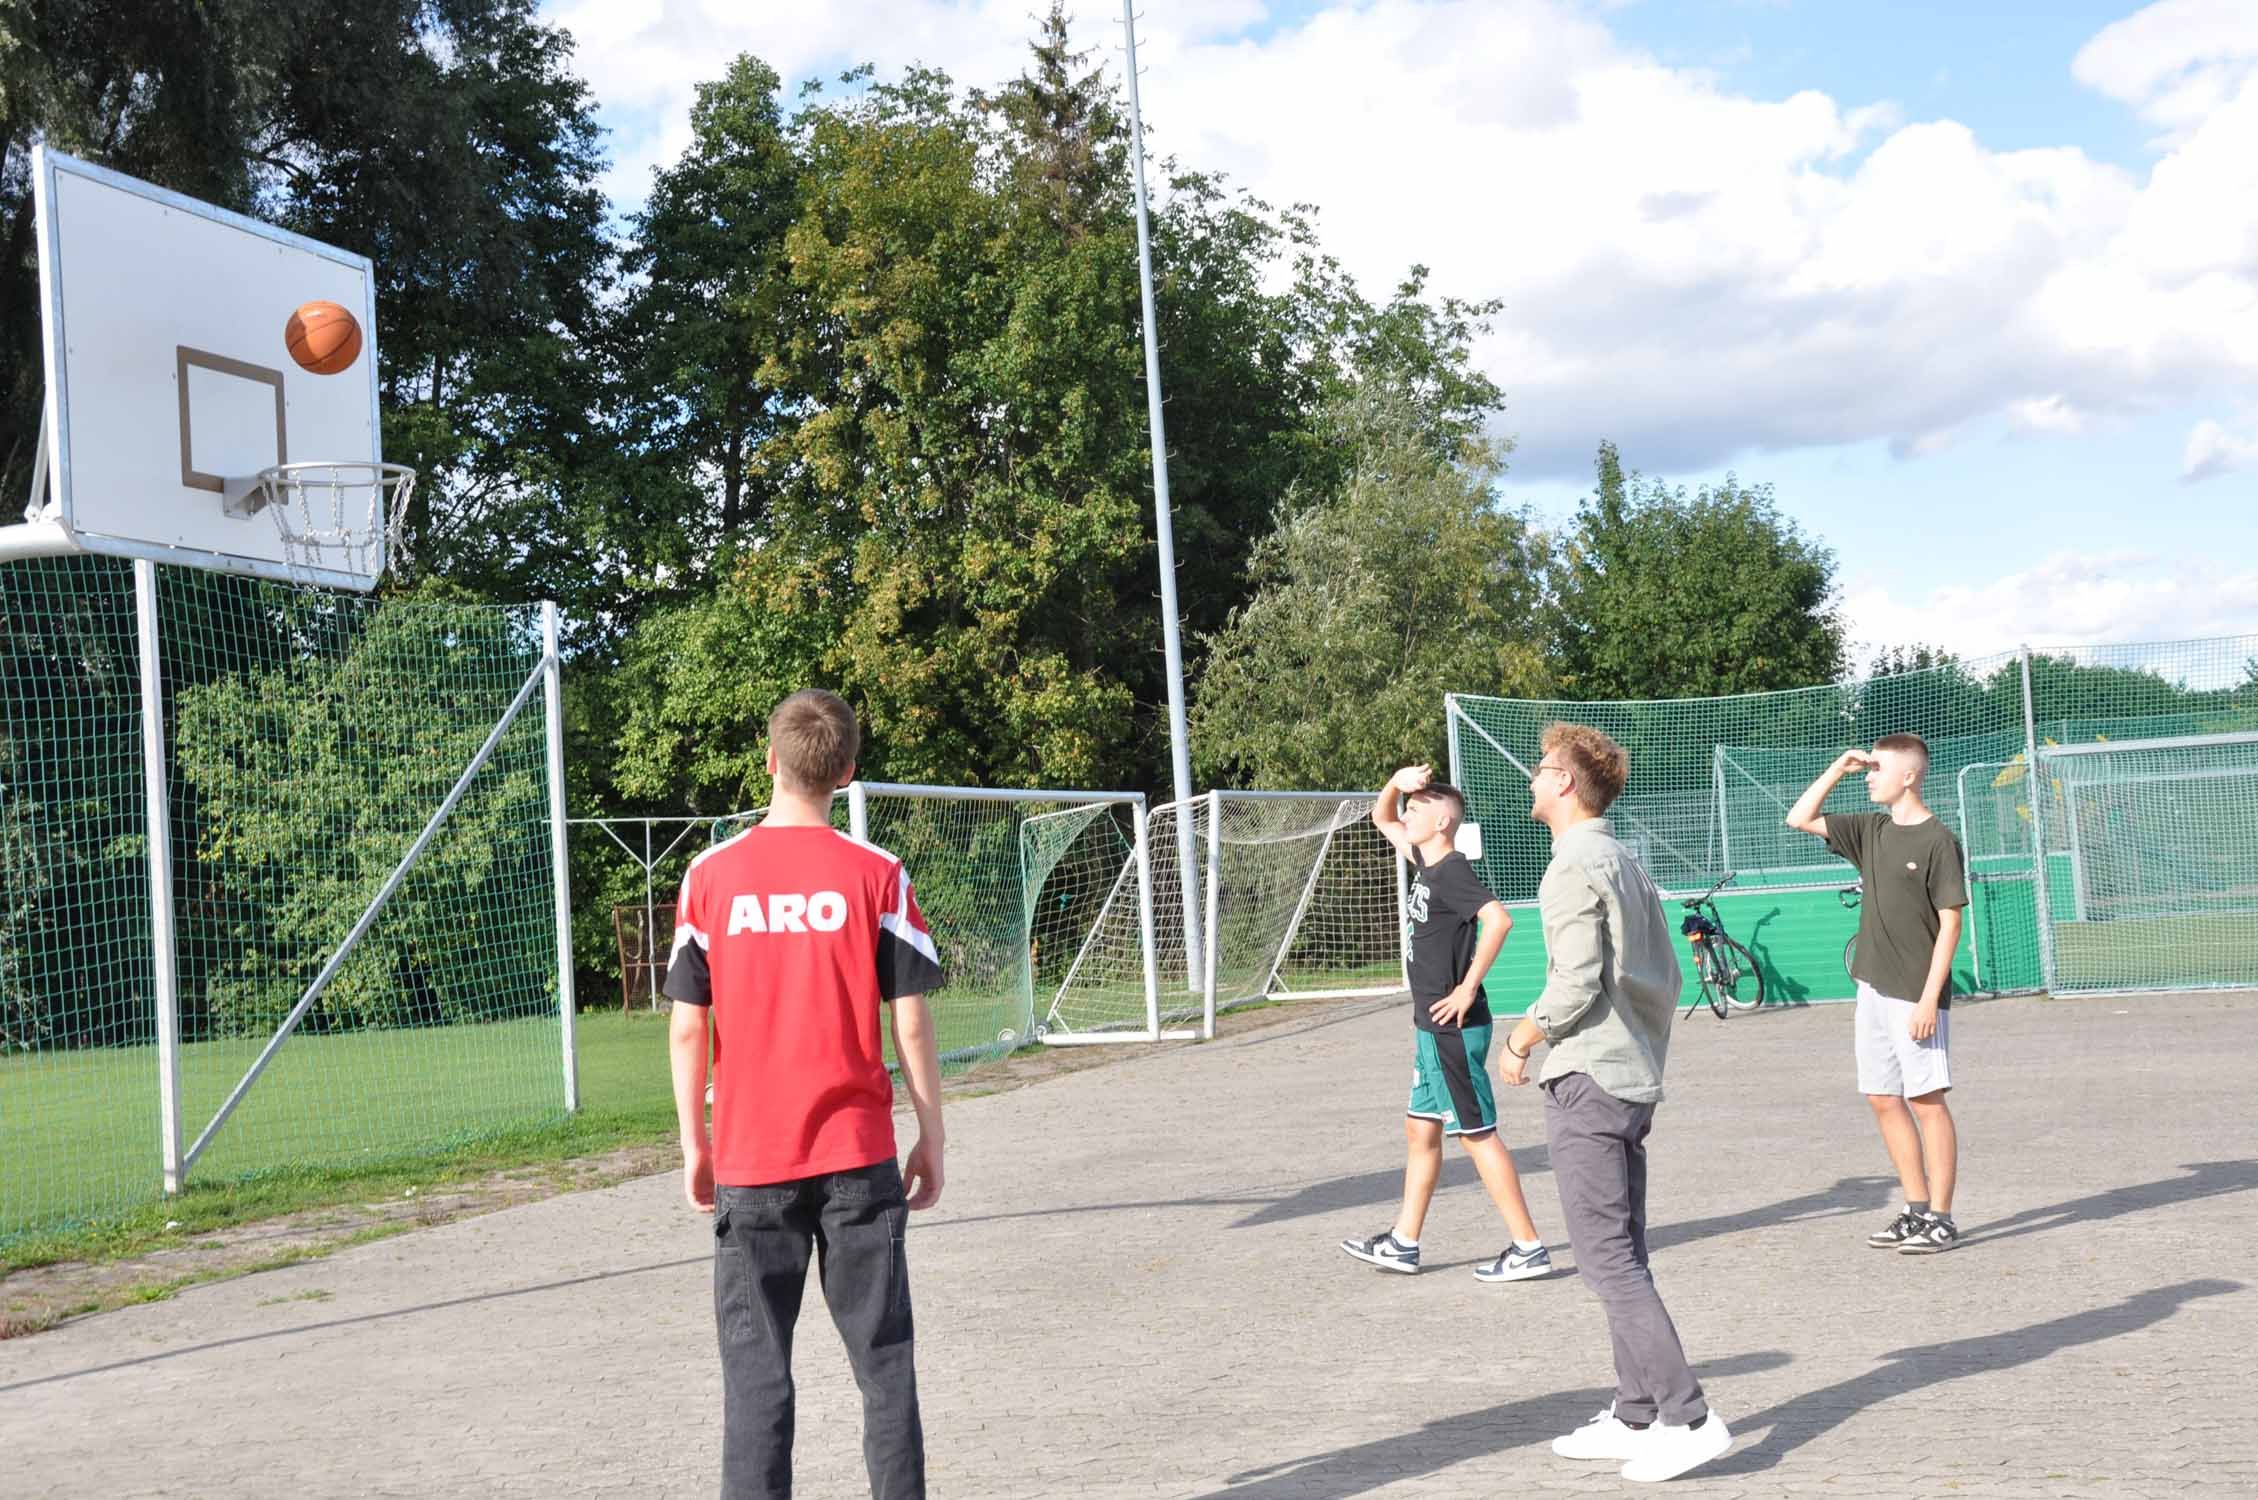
[1448,634,2258,1006]
[2,556,566,1238]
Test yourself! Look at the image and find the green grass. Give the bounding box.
[2,1009,681,1268]
[2052,912,2258,990]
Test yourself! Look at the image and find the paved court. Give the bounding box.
[5,989,2254,1498]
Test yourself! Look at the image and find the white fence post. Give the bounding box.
[2021,646,2058,992]
[134,559,183,1195]
[543,602,578,1112]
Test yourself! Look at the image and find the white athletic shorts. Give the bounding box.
[1854,980,1952,1097]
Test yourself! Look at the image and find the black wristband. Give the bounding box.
[1506,1037,1530,1060]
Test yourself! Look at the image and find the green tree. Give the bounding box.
[1190,393,1549,788]
[1552,441,1846,699]
[2,0,622,631]
[616,56,801,553]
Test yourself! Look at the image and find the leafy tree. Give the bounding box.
[616,56,801,553]
[1551,441,1846,700]
[1190,392,1549,788]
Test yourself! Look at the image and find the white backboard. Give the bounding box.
[30,146,385,590]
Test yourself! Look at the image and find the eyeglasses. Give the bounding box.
[1532,762,1567,782]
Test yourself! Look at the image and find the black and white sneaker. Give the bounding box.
[1340,1230,1420,1273]
[1899,1215,1960,1254]
[1866,1210,1926,1248]
[1473,1243,1554,1283]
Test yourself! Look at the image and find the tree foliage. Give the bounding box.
[1550,441,1847,700]
[1190,393,1548,788]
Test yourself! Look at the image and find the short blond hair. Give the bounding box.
[1541,722,1628,814]
[769,690,859,793]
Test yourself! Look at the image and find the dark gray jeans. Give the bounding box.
[714,1160,925,1499]
[1542,1071,1708,1427]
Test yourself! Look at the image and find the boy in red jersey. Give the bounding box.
[666,689,946,1500]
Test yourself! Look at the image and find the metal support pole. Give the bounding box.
[1202,791,1222,1039]
[543,603,578,1111]
[848,780,869,843]
[2021,646,2057,991]
[134,560,183,1196]
[1122,0,1203,975]
[1712,745,1731,877]
[1395,853,1412,992]
[185,656,551,1172]
[1132,796,1162,1037]
[645,820,657,1005]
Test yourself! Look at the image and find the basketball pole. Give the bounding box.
[1122,0,1204,981]
[134,559,185,1195]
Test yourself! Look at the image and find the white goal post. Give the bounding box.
[1182,791,1411,1038]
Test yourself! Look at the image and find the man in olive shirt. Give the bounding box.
[1786,733,1969,1255]
[1500,724,1729,1484]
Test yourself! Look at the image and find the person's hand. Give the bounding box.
[1498,1043,1530,1087]
[1835,749,1876,775]
[682,1141,715,1214]
[1909,1001,1939,1042]
[1427,985,1476,1028]
[903,1135,945,1210]
[1391,764,1433,795]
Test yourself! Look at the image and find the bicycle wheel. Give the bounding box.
[1708,935,1765,1009]
[1696,948,1729,1018]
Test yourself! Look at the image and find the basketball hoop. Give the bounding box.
[245,461,416,586]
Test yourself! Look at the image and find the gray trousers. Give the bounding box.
[1543,1071,1708,1427]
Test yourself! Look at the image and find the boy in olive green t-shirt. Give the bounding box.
[1786,734,1968,1255]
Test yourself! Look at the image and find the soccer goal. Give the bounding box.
[1162,791,1410,1036]
[704,783,1168,1056]
[2033,731,2258,994]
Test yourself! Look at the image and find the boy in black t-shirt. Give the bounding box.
[1787,733,1969,1254]
[1339,765,1553,1283]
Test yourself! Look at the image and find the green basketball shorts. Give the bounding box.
[1407,1024,1499,1137]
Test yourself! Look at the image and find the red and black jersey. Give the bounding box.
[663,824,945,1186]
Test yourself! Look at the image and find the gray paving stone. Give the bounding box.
[3,989,2253,1497]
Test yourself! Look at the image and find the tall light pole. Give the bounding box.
[1121,1,1203,983]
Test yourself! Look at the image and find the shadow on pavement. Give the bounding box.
[1702,1278,2245,1478]
[1187,1350,1791,1499]
[1961,1160,2258,1249]
[1647,1174,1897,1253]
[0,1255,709,1395]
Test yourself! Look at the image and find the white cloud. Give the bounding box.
[2007,395,2090,436]
[2073,0,2258,138]
[2181,417,2258,481]
[1842,551,2258,661]
[542,0,2258,481]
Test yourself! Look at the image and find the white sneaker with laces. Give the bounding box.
[1552,1405,1643,1460]
[1619,1410,1731,1482]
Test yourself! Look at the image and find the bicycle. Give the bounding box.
[1839,882,1862,978]
[1678,873,1765,1018]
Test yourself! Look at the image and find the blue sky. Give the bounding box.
[545,0,2258,659]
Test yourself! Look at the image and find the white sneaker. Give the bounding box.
[1619,1411,1731,1482]
[1551,1405,1644,1460]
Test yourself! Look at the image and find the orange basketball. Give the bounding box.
[284,300,363,375]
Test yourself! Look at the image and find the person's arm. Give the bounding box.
[669,1001,714,1212]
[1909,907,1963,1042]
[889,994,946,1209]
[1430,900,1510,1027]
[1785,749,1873,838]
[1501,869,1604,1085]
[1372,764,1428,857]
